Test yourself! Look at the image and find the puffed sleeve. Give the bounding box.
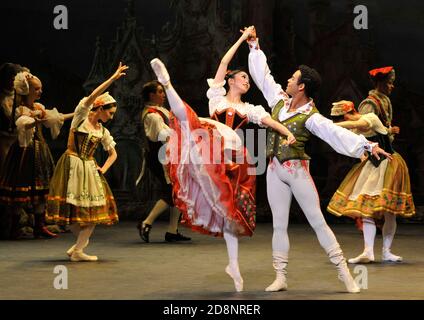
[15,106,35,147]
[206,79,227,115]
[71,97,92,129]
[38,103,65,139]
[101,127,116,151]
[362,113,389,135]
[245,103,270,127]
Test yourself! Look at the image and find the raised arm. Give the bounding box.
[84,62,129,108]
[247,37,288,109]
[212,26,255,85]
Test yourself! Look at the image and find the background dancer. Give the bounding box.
[328,99,415,263]
[137,80,191,243]
[46,63,128,262]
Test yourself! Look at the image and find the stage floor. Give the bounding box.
[1,221,423,300]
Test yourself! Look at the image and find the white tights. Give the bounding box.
[362,212,397,253]
[69,224,96,250]
[267,157,344,261]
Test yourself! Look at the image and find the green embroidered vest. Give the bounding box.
[266,99,319,163]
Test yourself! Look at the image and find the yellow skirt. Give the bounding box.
[45,153,119,226]
[327,153,415,219]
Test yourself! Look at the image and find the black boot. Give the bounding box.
[165,230,191,242]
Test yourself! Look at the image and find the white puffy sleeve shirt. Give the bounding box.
[248,45,376,159]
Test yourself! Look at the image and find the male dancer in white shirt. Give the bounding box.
[247,29,392,293]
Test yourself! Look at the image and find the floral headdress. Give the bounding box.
[330,100,357,116]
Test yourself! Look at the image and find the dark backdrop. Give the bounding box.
[1,0,423,222]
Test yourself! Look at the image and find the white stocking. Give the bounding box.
[382,213,397,250]
[362,217,376,254]
[223,221,243,292]
[75,224,95,251]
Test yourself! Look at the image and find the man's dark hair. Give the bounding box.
[142,80,162,102]
[297,65,322,99]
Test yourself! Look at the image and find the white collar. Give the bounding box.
[279,99,314,121]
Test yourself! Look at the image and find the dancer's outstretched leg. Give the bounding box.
[382,213,402,262]
[151,58,242,291]
[348,217,375,264]
[150,58,187,121]
[223,221,243,292]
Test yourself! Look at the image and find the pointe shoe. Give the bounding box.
[265,275,287,292]
[150,58,170,86]
[225,265,244,292]
[337,261,361,293]
[66,240,90,257]
[382,249,403,262]
[70,250,98,262]
[348,251,375,264]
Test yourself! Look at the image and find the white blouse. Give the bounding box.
[206,79,269,126]
[15,103,64,147]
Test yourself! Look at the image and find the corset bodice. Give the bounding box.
[211,107,249,131]
[67,130,102,160]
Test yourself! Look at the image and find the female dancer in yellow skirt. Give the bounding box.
[327,98,415,264]
[46,62,128,262]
